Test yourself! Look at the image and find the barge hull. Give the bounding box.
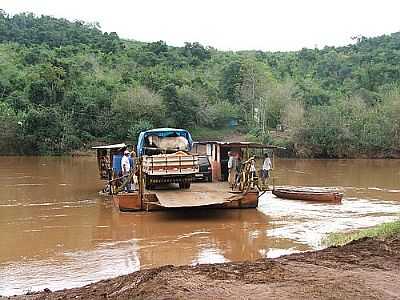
[112,183,259,212]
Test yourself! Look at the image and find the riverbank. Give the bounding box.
[5,232,400,300]
[326,220,400,246]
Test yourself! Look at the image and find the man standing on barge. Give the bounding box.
[261,153,272,186]
[228,151,238,189]
[121,150,132,192]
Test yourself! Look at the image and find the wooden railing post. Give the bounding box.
[139,157,144,210]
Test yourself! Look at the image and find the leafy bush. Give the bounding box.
[112,86,165,139]
[127,120,153,144]
[245,127,272,144]
[201,101,239,128]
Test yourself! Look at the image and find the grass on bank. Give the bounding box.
[325,219,400,247]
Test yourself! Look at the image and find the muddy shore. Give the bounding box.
[4,234,400,300]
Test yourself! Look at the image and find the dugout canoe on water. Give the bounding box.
[272,186,343,203]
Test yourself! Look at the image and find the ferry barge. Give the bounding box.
[93,128,282,212]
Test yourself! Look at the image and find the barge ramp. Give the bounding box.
[113,182,259,212]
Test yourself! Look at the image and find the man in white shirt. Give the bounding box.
[121,150,131,192]
[261,153,272,186]
[227,151,238,188]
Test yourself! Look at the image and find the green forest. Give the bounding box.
[1,10,400,157]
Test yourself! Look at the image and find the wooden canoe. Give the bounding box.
[272,186,343,203]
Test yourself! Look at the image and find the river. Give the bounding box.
[0,157,399,296]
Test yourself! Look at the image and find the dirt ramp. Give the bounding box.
[6,235,400,300]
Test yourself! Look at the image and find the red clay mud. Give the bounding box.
[4,234,400,300]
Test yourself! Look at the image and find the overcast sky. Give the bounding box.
[2,0,400,51]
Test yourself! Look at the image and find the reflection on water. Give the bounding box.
[0,157,399,296]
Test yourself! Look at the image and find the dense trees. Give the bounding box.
[1,11,400,157]
[0,102,21,153]
[294,95,400,157]
[0,10,122,52]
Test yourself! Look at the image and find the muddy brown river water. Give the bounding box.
[0,157,399,296]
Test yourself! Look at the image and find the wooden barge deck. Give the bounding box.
[113,182,259,212]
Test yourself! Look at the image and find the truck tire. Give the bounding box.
[179,182,191,189]
[145,176,153,190]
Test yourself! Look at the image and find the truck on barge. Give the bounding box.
[137,128,198,190]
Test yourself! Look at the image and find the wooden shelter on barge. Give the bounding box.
[193,141,280,182]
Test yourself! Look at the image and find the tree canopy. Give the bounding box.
[1,11,400,157]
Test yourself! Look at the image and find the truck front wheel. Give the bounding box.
[145,176,154,190]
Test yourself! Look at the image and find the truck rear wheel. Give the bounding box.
[179,182,191,189]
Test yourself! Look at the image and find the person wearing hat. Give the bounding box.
[121,149,132,192]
